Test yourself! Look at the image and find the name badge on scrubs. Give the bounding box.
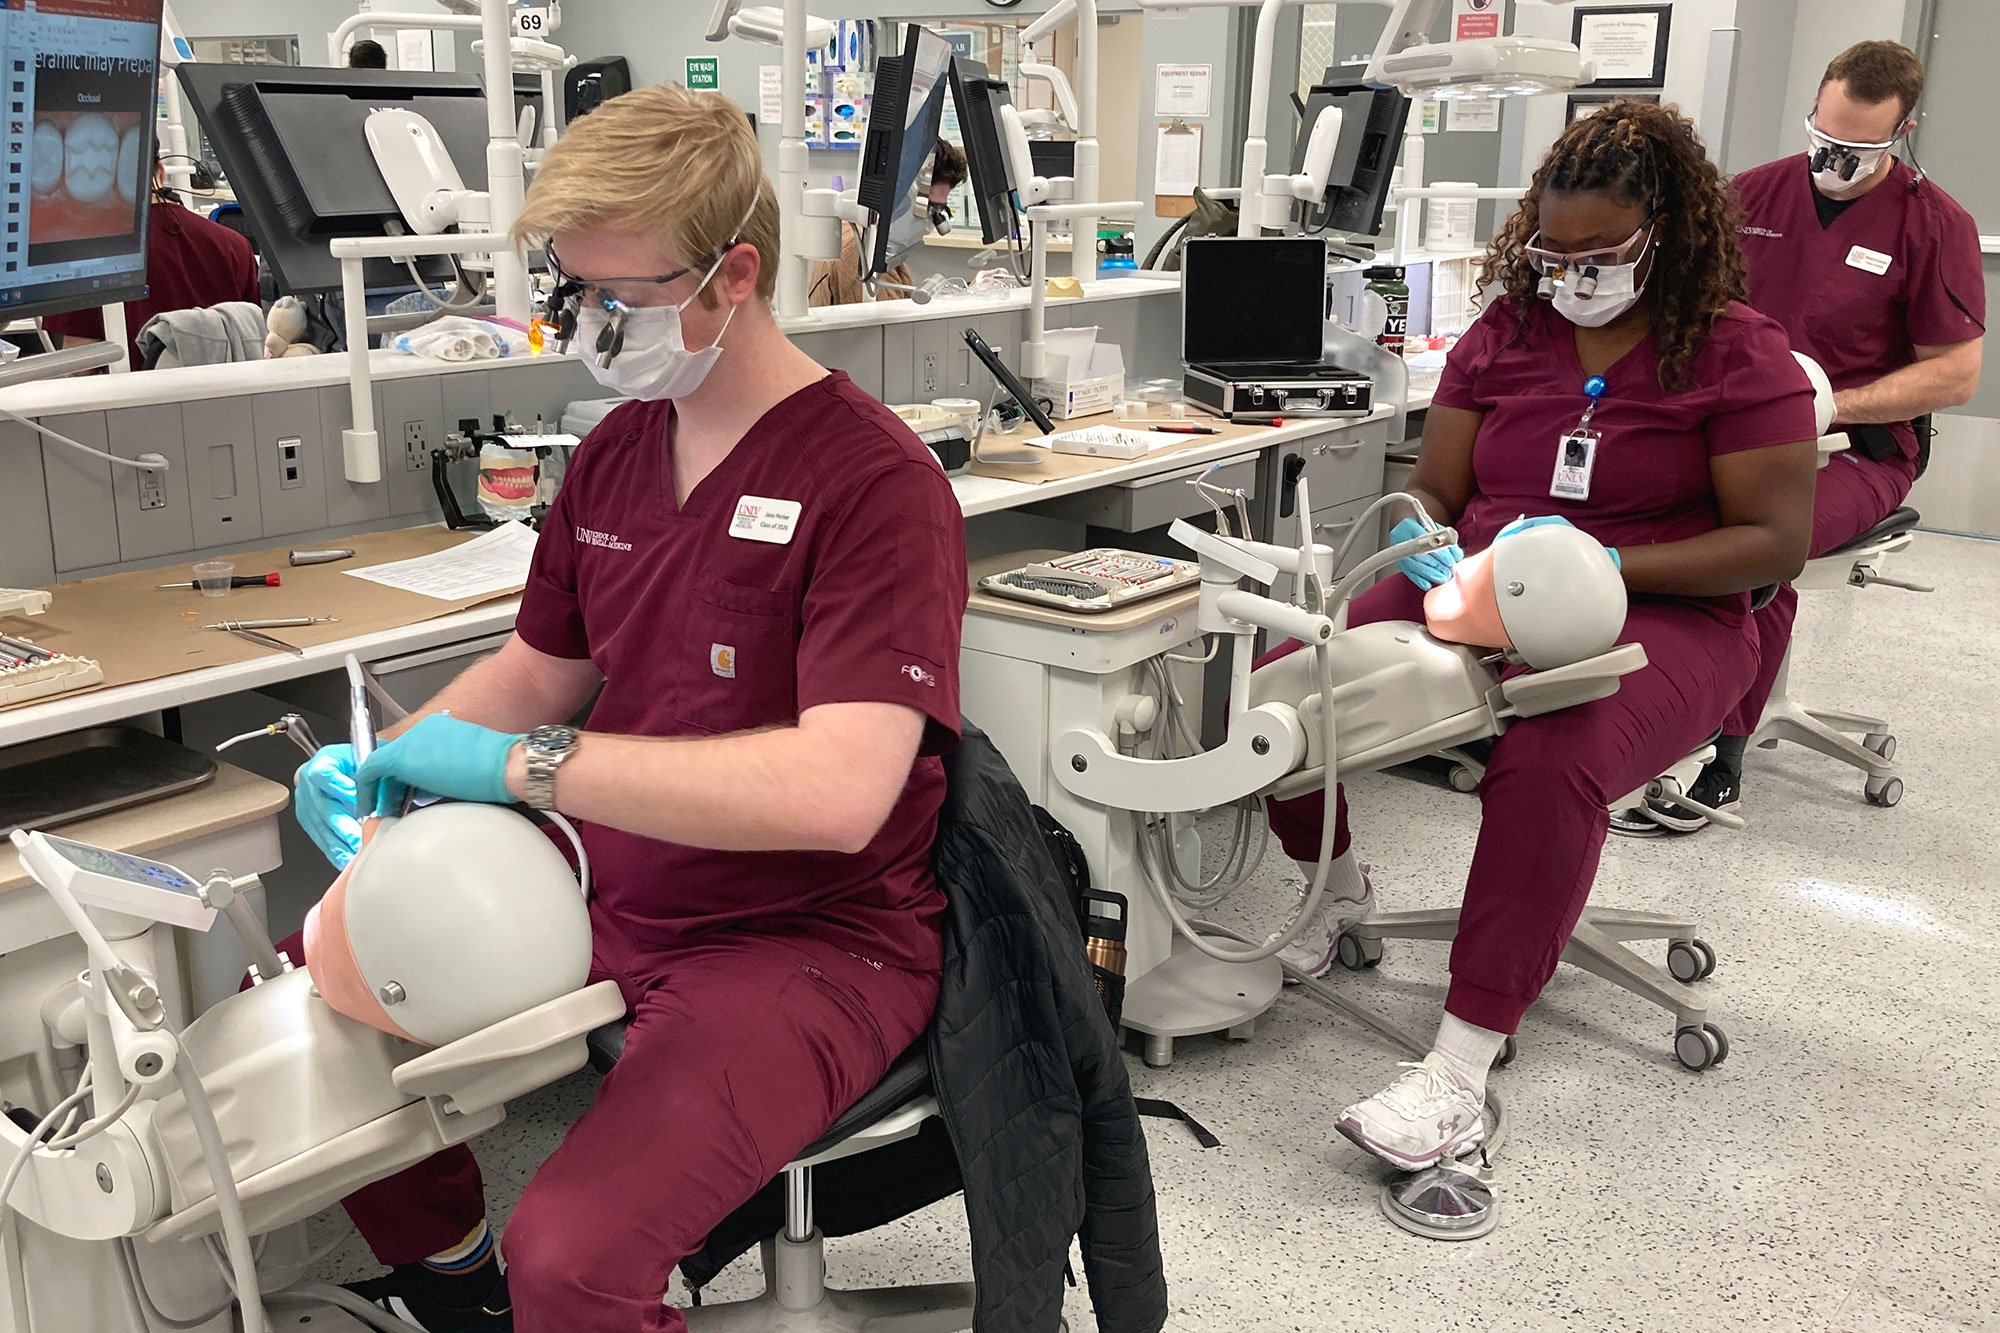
[1551,428,1599,501]
[729,495,802,544]
[1845,245,1892,276]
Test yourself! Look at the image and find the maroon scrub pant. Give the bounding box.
[1260,575,1757,1034]
[276,904,939,1332]
[1722,450,1915,735]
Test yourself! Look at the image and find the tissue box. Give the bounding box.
[1031,326,1125,420]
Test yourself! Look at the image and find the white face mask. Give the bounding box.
[571,200,754,401]
[578,295,737,402]
[1805,115,1902,200]
[1551,260,1647,327]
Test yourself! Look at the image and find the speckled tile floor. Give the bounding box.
[304,532,2000,1332]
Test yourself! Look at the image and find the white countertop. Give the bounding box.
[951,408,1389,517]
[0,400,1387,747]
[0,276,1183,420]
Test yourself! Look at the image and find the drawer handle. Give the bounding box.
[1311,440,1363,457]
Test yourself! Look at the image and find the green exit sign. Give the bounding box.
[685,57,719,90]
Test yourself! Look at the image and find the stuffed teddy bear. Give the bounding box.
[264,295,317,358]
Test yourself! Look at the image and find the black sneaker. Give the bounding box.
[1644,763,1741,834]
[347,1265,513,1332]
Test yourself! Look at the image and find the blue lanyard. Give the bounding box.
[1577,375,1608,432]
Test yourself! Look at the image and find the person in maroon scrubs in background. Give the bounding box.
[44,162,259,371]
[285,86,967,1333]
[1651,40,1985,831]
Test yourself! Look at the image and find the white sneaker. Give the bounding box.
[1335,1053,1486,1171]
[1274,862,1374,980]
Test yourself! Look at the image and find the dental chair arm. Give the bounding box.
[1496,642,1649,718]
[391,980,625,1117]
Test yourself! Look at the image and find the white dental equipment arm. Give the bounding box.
[0,825,621,1333]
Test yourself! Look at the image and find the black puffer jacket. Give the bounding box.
[679,724,1167,1332]
[928,723,1168,1333]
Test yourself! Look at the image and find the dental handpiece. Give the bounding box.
[344,654,375,765]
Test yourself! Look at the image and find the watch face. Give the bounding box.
[530,725,581,756]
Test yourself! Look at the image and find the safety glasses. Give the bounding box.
[544,242,694,310]
[1524,219,1654,278]
[1804,114,1903,181]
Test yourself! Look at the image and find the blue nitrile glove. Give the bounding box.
[1390,517,1463,590]
[1497,514,1574,539]
[294,744,362,869]
[353,714,524,818]
[1498,513,1620,568]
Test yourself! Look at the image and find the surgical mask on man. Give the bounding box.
[574,199,755,401]
[578,294,737,401]
[1805,115,1901,199]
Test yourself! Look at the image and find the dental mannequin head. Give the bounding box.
[304,803,592,1046]
[1424,523,1627,670]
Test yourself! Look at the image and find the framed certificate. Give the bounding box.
[1566,91,1660,124]
[1572,4,1671,89]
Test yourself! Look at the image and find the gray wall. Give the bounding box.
[1723,0,1799,174]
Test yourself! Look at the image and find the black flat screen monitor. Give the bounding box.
[176,63,524,295]
[857,23,952,278]
[1292,73,1408,238]
[947,57,1014,247]
[1,0,165,323]
[1181,237,1327,367]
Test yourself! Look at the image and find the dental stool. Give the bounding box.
[584,1023,976,1331]
[1749,505,1928,806]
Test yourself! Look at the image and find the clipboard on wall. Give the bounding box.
[1153,120,1203,219]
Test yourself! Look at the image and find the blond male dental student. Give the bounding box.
[286,85,967,1333]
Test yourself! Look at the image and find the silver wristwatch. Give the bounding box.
[521,725,582,811]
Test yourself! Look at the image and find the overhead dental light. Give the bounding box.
[1364,0,1592,100]
[705,0,835,51]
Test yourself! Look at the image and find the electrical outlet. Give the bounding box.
[277,436,303,490]
[921,351,941,396]
[136,467,166,511]
[404,420,430,472]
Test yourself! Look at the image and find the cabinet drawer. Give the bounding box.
[1022,452,1259,533]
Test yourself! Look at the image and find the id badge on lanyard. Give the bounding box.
[1551,375,1608,502]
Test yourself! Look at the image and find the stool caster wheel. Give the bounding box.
[1675,1023,1727,1071]
[1337,933,1384,971]
[1866,775,1903,807]
[1667,938,1716,983]
[1448,764,1480,794]
[1864,733,1897,763]
[1492,1035,1517,1069]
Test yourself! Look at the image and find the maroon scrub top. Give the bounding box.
[515,372,968,971]
[43,199,260,371]
[1734,155,1987,471]
[1434,296,1819,623]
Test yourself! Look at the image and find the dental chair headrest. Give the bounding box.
[1793,350,1836,437]
[1423,523,1627,670]
[304,803,592,1047]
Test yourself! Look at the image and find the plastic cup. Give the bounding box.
[193,560,235,598]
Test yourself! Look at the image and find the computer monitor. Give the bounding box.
[947,57,1015,248]
[1292,73,1409,237]
[856,23,952,278]
[175,63,521,295]
[1,0,165,324]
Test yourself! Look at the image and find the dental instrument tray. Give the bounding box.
[0,726,217,838]
[978,549,1201,614]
